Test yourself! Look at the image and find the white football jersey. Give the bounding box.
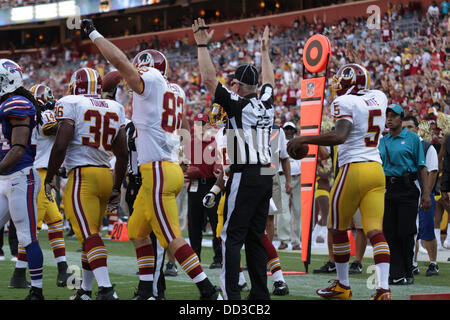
[34,109,58,169]
[331,89,387,166]
[54,94,126,172]
[132,67,185,164]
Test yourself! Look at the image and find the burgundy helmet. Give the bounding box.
[68,68,102,95]
[331,63,370,97]
[30,84,54,105]
[132,49,169,77]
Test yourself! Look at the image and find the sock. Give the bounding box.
[174,244,206,283]
[332,231,350,287]
[261,234,284,281]
[47,220,67,263]
[16,243,28,268]
[25,241,43,288]
[434,228,442,248]
[238,268,246,286]
[84,235,111,288]
[81,249,94,291]
[370,233,390,290]
[136,244,155,281]
[430,261,437,265]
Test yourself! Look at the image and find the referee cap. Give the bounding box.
[228,64,259,86]
[386,104,404,117]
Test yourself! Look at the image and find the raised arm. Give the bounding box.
[261,25,275,87]
[192,18,218,94]
[81,19,143,94]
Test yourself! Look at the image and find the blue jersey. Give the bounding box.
[0,95,37,175]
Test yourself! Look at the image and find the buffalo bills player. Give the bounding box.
[0,59,45,300]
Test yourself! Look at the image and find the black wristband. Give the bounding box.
[197,44,208,48]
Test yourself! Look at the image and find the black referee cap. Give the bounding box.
[228,64,259,86]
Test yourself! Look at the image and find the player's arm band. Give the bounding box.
[89,30,104,42]
[197,44,208,48]
[210,185,221,195]
[11,144,27,150]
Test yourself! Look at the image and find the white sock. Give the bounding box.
[55,256,67,263]
[376,262,390,290]
[81,269,95,291]
[335,262,349,287]
[272,270,284,283]
[92,266,112,288]
[435,229,442,248]
[446,225,450,243]
[139,274,153,281]
[238,271,246,285]
[16,260,28,269]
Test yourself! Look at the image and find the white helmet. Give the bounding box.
[0,59,23,98]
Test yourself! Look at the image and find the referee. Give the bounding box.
[193,18,275,300]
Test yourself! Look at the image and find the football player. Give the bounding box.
[0,59,45,300]
[44,67,128,300]
[9,84,71,289]
[287,64,392,300]
[81,19,221,300]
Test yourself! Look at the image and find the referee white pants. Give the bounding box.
[0,166,41,248]
[277,174,301,247]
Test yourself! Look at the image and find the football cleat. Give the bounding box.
[24,286,44,300]
[238,282,249,292]
[313,261,336,274]
[8,268,30,289]
[200,286,223,300]
[425,263,439,277]
[370,288,392,300]
[56,261,71,287]
[131,281,154,300]
[70,288,92,300]
[164,262,178,277]
[96,286,119,300]
[272,281,289,296]
[316,280,352,300]
[349,261,363,274]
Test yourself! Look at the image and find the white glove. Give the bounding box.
[203,185,221,208]
[203,192,216,208]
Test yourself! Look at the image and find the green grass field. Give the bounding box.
[1,230,450,301]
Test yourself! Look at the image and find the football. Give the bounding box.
[291,143,309,160]
[102,71,123,93]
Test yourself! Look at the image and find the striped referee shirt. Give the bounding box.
[214,82,275,166]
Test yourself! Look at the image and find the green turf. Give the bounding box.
[1,230,449,300]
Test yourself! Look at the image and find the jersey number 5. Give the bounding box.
[82,110,118,151]
[161,91,183,133]
[364,109,382,147]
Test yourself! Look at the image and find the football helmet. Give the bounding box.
[331,63,370,97]
[30,84,54,105]
[132,49,169,77]
[0,59,23,98]
[209,103,228,126]
[68,68,102,96]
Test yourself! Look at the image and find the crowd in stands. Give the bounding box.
[7,1,450,144]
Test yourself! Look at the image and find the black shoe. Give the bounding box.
[200,286,222,300]
[70,288,92,300]
[272,281,289,296]
[164,262,178,277]
[96,286,119,300]
[412,264,420,275]
[426,263,439,277]
[56,261,70,287]
[389,277,407,285]
[313,261,336,274]
[9,268,30,289]
[406,276,414,285]
[24,286,44,300]
[131,281,154,300]
[349,261,362,274]
[238,282,249,292]
[209,261,222,269]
